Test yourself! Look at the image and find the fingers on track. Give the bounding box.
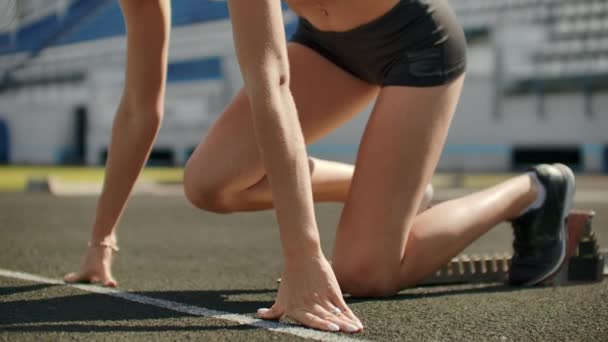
[332,300,363,330]
[63,272,118,288]
[257,306,283,320]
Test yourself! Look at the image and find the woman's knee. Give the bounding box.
[333,259,400,298]
[183,160,235,214]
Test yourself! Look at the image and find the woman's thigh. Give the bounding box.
[184,43,378,196]
[332,75,465,286]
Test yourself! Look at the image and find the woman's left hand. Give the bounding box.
[257,255,363,333]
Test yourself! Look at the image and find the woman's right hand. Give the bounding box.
[257,254,363,333]
[63,242,118,287]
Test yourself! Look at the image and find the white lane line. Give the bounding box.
[0,269,367,342]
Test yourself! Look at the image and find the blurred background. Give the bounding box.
[0,0,606,173]
[2,3,607,339]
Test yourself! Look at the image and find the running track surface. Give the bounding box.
[1,188,607,341]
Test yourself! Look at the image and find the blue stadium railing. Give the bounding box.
[0,0,295,54]
[0,0,297,89]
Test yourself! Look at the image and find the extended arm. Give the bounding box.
[64,0,171,287]
[227,0,362,332]
[228,0,319,263]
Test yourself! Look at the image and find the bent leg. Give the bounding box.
[184,44,434,213]
[243,158,434,211]
[331,76,539,296]
[184,43,378,212]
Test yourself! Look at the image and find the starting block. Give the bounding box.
[420,210,605,286]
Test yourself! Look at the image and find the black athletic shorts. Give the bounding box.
[290,0,467,87]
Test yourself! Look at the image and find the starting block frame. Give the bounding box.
[420,210,605,286]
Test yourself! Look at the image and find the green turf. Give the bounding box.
[0,165,510,193]
[2,165,604,194]
[0,166,184,192]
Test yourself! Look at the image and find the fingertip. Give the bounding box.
[257,307,279,319]
[63,272,78,283]
[327,323,340,332]
[348,315,363,330]
[104,280,118,288]
[334,304,363,330]
[344,324,360,333]
[343,309,363,329]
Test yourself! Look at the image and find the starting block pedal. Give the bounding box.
[420,210,604,286]
[561,210,605,283]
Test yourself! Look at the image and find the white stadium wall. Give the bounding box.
[307,79,608,172]
[0,0,607,172]
[1,39,606,171]
[0,98,80,165]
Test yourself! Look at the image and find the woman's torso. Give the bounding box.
[285,0,401,32]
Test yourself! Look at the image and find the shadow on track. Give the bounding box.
[347,280,605,303]
[2,324,257,333]
[139,288,276,314]
[348,283,526,303]
[0,284,56,296]
[0,285,275,333]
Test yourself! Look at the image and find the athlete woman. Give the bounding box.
[65,0,575,333]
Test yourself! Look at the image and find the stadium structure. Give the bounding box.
[0,0,607,172]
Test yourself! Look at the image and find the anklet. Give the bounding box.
[88,241,119,252]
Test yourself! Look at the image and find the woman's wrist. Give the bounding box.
[282,234,325,267]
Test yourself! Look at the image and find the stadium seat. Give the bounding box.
[0,118,9,164]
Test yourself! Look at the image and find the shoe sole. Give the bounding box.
[522,163,576,286]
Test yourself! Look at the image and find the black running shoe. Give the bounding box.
[508,163,575,286]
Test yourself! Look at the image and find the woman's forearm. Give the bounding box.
[227,0,323,261]
[90,0,170,245]
[250,84,323,260]
[90,103,162,244]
